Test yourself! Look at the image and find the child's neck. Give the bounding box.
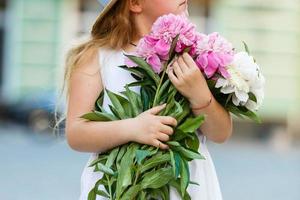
[122,39,140,53]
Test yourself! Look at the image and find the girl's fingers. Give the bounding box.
[182,52,197,69]
[153,139,169,150]
[159,124,174,135]
[157,132,170,142]
[173,61,184,78]
[177,56,190,72]
[158,116,177,127]
[167,67,180,85]
[146,103,166,114]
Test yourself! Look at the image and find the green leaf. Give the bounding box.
[88,155,107,167]
[248,92,257,103]
[169,179,191,200]
[228,105,261,123]
[135,149,151,165]
[177,146,205,160]
[169,149,176,177]
[185,133,200,151]
[180,158,190,197]
[169,149,181,178]
[161,89,177,116]
[118,65,145,78]
[88,188,97,200]
[161,185,170,200]
[120,184,142,200]
[125,54,160,85]
[177,115,205,133]
[176,101,191,124]
[137,190,147,199]
[166,141,181,147]
[95,189,110,198]
[116,145,127,170]
[80,111,116,121]
[140,167,173,189]
[174,152,182,178]
[116,144,138,199]
[105,89,126,119]
[105,147,119,168]
[140,152,171,173]
[141,87,150,111]
[127,79,154,88]
[95,90,105,111]
[172,129,190,141]
[172,102,183,119]
[108,105,122,120]
[131,88,143,109]
[147,187,168,200]
[120,85,141,117]
[168,141,205,160]
[156,79,171,103]
[96,163,115,176]
[93,178,111,198]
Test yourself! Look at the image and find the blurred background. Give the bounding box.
[0,0,299,199]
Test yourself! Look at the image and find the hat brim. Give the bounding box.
[92,0,119,33]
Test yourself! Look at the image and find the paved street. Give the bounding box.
[0,122,299,200]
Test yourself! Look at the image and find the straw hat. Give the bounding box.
[92,0,119,33]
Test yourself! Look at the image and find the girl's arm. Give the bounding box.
[191,95,233,143]
[65,49,177,153]
[166,53,232,144]
[65,49,134,153]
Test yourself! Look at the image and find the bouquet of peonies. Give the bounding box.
[81,14,265,200]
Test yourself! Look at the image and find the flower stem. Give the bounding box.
[106,175,113,200]
[133,169,140,185]
[152,56,177,107]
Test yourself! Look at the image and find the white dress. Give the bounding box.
[79,47,223,200]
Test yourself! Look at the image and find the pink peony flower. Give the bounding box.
[151,13,198,54]
[124,14,234,78]
[195,32,234,78]
[125,14,200,73]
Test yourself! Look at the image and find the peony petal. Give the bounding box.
[196,53,208,68]
[219,66,230,78]
[147,54,162,74]
[219,53,234,66]
[235,90,249,103]
[221,85,235,94]
[232,95,240,106]
[154,39,171,57]
[204,65,218,78]
[207,53,220,69]
[245,100,257,111]
[215,78,228,88]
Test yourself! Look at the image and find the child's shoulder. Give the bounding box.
[74,46,102,75]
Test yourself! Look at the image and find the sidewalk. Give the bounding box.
[0,123,299,200]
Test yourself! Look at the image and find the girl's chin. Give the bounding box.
[178,8,189,17]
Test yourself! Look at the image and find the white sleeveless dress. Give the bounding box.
[79,47,223,200]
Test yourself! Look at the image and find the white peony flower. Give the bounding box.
[215,52,265,111]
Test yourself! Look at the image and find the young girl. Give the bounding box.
[63,0,232,199]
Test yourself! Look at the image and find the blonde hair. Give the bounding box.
[66,0,137,96]
[54,0,137,134]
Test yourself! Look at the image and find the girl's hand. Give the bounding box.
[127,104,177,150]
[166,52,212,108]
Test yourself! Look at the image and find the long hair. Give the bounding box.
[54,0,137,134]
